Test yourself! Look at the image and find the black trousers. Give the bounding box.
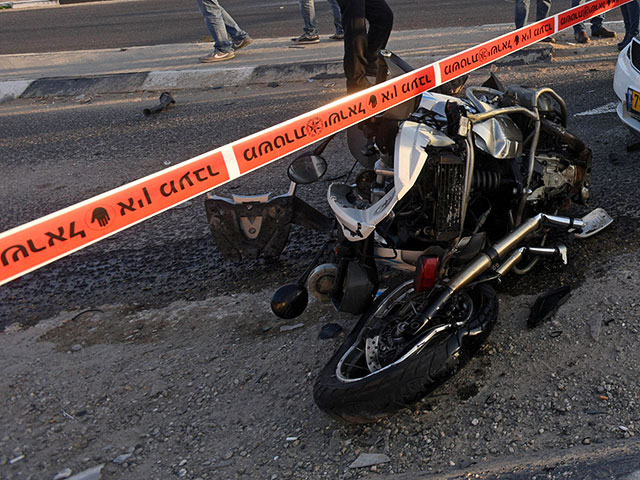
[336,0,393,93]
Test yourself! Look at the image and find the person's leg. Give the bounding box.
[219,5,248,43]
[628,0,640,37]
[364,0,393,76]
[514,0,530,29]
[534,0,550,21]
[328,0,344,36]
[337,0,369,93]
[590,13,615,37]
[622,2,632,32]
[571,0,587,35]
[299,0,318,36]
[619,0,639,49]
[197,0,233,53]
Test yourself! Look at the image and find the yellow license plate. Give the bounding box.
[627,88,640,114]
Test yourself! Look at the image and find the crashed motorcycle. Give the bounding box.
[205,51,612,423]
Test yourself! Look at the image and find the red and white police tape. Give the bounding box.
[0,0,631,286]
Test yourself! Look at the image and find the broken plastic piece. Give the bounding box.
[318,323,343,339]
[527,286,571,329]
[143,92,175,116]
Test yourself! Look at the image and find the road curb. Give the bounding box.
[0,44,551,102]
[1,0,58,8]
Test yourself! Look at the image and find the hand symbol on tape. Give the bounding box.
[91,207,111,227]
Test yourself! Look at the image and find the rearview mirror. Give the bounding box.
[287,154,327,184]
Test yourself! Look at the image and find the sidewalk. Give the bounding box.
[0,21,625,102]
[0,0,57,9]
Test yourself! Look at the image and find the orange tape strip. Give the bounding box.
[0,0,630,286]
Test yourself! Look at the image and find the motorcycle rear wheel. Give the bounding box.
[313,281,498,423]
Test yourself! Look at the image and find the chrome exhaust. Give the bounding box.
[414,212,586,334]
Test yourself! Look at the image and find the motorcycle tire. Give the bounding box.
[313,282,498,424]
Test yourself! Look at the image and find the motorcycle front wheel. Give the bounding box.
[313,281,498,423]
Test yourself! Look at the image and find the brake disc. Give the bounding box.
[365,336,383,372]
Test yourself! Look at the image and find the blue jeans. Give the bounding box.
[621,0,640,39]
[196,0,248,53]
[514,0,551,29]
[571,0,605,33]
[299,0,344,36]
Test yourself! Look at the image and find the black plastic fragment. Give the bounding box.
[143,92,175,116]
[318,323,343,340]
[527,286,571,329]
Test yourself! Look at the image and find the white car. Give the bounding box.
[614,37,640,136]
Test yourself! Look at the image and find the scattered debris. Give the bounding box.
[66,465,104,480]
[279,323,304,332]
[62,410,75,419]
[318,322,343,339]
[143,92,175,116]
[73,94,92,104]
[54,468,73,480]
[285,436,298,442]
[112,453,132,465]
[9,454,24,464]
[527,286,571,328]
[349,453,390,469]
[323,82,336,88]
[267,82,280,88]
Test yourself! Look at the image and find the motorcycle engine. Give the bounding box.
[528,153,584,204]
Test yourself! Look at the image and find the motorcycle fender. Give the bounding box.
[328,121,453,242]
[394,121,454,200]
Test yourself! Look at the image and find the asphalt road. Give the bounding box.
[0,0,623,54]
[1,56,640,327]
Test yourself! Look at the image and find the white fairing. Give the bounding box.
[614,38,640,135]
[328,118,454,241]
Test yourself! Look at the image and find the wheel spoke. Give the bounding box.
[343,362,370,373]
[408,299,418,315]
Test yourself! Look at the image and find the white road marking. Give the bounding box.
[575,102,618,116]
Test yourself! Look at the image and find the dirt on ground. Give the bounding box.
[2,245,640,480]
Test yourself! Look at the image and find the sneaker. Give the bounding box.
[574,31,590,44]
[199,50,235,63]
[329,33,344,40]
[233,36,253,51]
[291,33,320,44]
[591,27,616,39]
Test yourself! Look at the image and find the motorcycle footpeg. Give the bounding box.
[574,208,613,239]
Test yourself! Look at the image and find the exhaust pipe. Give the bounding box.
[413,213,585,334]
